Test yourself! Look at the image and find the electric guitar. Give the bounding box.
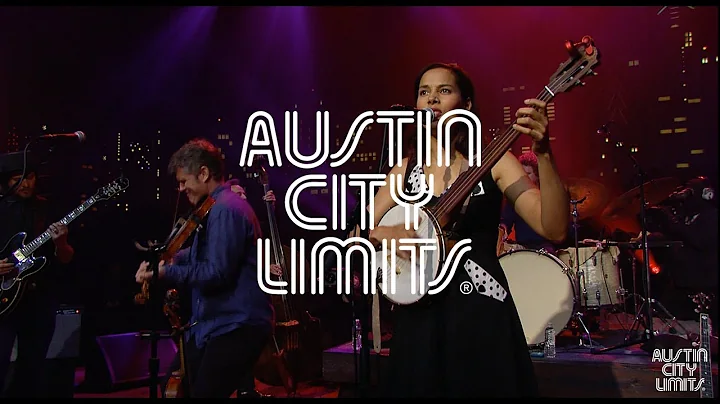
[0,176,130,318]
[697,313,714,398]
[376,36,601,305]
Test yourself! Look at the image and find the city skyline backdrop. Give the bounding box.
[0,6,717,313]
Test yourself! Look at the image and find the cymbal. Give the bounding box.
[565,177,609,217]
[601,177,680,219]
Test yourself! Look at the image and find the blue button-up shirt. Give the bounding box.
[164,182,274,347]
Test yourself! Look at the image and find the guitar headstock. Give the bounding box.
[547,36,600,95]
[252,155,270,187]
[93,176,130,201]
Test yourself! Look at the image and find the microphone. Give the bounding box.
[389,105,436,116]
[38,131,86,143]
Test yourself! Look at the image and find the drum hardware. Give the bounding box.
[591,155,680,355]
[565,311,598,350]
[560,245,624,311]
[570,196,589,309]
[618,294,692,343]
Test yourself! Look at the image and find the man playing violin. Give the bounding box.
[135,138,274,398]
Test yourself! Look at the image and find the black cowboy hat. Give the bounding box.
[0,151,42,176]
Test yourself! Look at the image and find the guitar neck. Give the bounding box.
[699,313,713,398]
[19,197,98,257]
[432,88,556,220]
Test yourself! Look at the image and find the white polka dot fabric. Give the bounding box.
[408,165,424,194]
[407,165,504,302]
[463,259,507,302]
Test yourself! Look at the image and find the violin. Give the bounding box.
[163,289,188,398]
[134,196,215,304]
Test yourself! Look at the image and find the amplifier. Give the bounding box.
[10,306,82,361]
[4,306,82,397]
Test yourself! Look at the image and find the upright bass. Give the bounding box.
[251,161,323,396]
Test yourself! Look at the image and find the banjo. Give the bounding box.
[376,36,601,305]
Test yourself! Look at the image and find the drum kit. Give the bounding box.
[499,176,687,351]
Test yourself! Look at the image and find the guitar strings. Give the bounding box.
[382,66,578,281]
[430,85,558,219]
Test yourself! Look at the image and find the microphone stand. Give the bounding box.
[345,183,371,398]
[591,153,656,354]
[567,196,595,350]
[344,108,394,398]
[139,243,173,398]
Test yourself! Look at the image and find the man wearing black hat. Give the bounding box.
[0,151,75,397]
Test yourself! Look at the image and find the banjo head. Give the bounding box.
[375,205,444,305]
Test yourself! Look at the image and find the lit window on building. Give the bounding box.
[690,149,704,155]
[630,147,639,153]
[701,57,708,64]
[674,117,687,122]
[674,128,688,133]
[684,32,692,47]
[547,103,555,121]
[628,60,640,67]
[658,96,671,102]
[676,163,689,168]
[503,106,512,125]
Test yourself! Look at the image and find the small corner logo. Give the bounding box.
[653,347,707,393]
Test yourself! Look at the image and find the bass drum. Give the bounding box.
[499,249,577,346]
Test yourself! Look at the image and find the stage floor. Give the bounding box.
[322,312,718,398]
[66,313,716,398]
